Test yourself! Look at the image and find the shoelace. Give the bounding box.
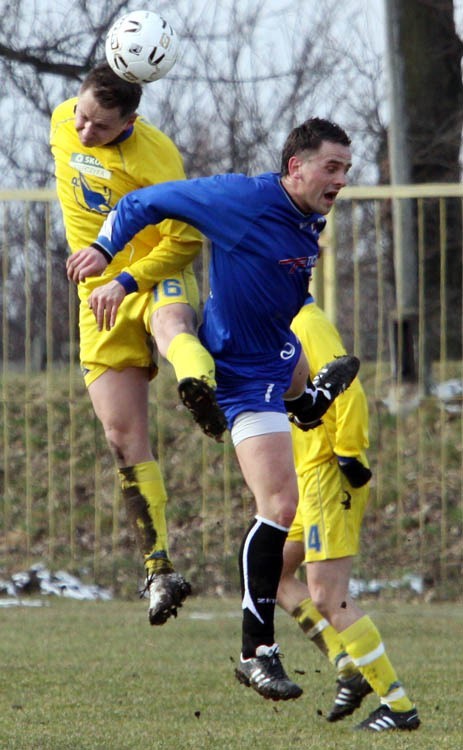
[139,572,155,599]
[261,650,287,679]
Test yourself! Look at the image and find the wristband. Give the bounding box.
[90,242,113,263]
[115,271,139,294]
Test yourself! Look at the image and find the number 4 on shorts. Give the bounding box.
[307,524,321,552]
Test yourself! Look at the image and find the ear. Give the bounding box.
[124,113,138,129]
[287,155,304,179]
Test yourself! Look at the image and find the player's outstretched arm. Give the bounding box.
[66,246,109,283]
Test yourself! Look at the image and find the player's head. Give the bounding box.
[280,117,352,215]
[280,118,351,175]
[75,62,143,148]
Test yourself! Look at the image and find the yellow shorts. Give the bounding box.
[78,265,200,387]
[287,456,369,562]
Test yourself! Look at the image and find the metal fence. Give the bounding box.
[0,186,462,597]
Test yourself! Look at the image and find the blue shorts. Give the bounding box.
[213,339,302,428]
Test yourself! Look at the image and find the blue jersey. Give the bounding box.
[96,172,326,422]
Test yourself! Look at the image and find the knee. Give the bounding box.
[101,416,137,464]
[151,304,196,356]
[277,495,298,530]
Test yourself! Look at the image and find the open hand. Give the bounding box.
[88,280,126,330]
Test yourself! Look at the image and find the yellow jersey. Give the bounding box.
[50,97,202,292]
[290,300,370,474]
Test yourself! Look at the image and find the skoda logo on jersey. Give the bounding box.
[280,342,296,360]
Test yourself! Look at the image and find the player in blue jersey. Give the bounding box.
[67,117,358,701]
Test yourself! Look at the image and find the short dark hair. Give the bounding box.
[280,117,351,176]
[79,63,143,119]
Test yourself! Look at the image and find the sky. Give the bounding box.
[4,0,463,186]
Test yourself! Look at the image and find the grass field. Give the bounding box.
[0,596,461,749]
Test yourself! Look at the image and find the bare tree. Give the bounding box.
[0,0,386,184]
[161,0,351,174]
[0,0,390,362]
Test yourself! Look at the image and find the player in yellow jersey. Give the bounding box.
[50,62,226,626]
[277,296,420,732]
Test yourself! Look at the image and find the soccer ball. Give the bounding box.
[105,10,178,84]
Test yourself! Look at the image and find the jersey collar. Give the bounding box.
[107,125,134,146]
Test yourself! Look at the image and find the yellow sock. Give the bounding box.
[292,597,358,678]
[166,332,216,387]
[117,461,173,575]
[340,615,414,711]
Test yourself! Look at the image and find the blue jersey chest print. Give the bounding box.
[95,169,325,359]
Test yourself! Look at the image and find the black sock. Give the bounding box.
[284,387,314,413]
[239,516,288,658]
[284,382,330,424]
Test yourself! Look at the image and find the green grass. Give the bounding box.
[0,597,461,749]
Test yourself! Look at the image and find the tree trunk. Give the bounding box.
[387,0,463,361]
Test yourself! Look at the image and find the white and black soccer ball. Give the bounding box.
[105,10,178,84]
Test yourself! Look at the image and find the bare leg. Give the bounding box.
[88,367,171,572]
[306,557,364,631]
[283,350,309,400]
[88,367,152,466]
[150,302,197,358]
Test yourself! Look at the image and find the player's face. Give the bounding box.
[285,141,352,215]
[75,88,133,147]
